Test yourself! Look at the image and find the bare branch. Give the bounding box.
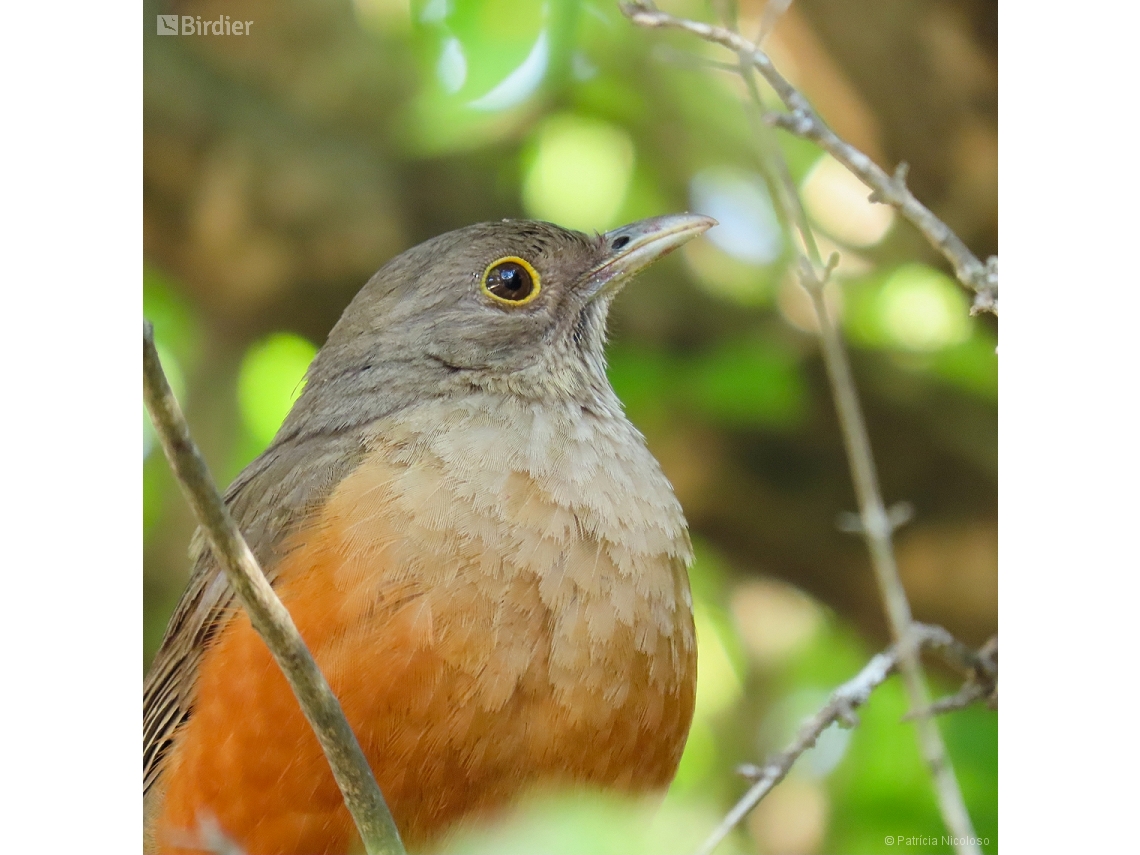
[621,0,998,315]
[697,626,995,855]
[837,500,914,534]
[620,5,990,852]
[142,321,406,855]
[650,43,743,75]
[697,650,894,855]
[920,629,998,683]
[910,681,989,719]
[796,122,984,855]
[907,634,998,718]
[750,35,981,855]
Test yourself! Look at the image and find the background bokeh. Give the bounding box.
[143,1,997,852]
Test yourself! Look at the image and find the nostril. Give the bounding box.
[611,236,631,250]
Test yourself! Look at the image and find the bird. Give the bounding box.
[143,212,716,854]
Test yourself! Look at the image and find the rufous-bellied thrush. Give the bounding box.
[144,213,716,854]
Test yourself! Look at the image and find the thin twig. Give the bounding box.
[620,1,998,315]
[912,681,989,718]
[697,625,994,855]
[142,321,406,855]
[807,262,980,853]
[698,651,894,855]
[906,634,998,718]
[739,28,980,855]
[620,5,986,852]
[920,629,998,683]
[650,43,743,75]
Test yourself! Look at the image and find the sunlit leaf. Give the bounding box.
[846,265,973,347]
[439,788,749,855]
[802,154,895,248]
[236,332,318,449]
[878,264,971,351]
[522,113,635,231]
[404,0,580,152]
[843,266,995,400]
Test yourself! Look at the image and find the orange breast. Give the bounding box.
[151,452,696,855]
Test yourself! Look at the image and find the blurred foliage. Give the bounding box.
[236,332,318,445]
[144,0,997,852]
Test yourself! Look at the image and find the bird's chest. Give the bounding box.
[303,398,696,754]
[161,398,699,850]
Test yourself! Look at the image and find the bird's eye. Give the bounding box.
[481,257,540,306]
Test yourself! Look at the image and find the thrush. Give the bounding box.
[143,213,716,854]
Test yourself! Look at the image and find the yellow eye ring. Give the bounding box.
[481,256,541,306]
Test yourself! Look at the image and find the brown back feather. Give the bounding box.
[143,431,367,795]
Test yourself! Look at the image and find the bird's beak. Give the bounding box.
[580,213,717,302]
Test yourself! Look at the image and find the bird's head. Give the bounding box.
[283,214,715,437]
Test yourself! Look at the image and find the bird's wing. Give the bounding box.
[143,431,367,796]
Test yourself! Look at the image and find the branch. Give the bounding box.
[906,634,998,718]
[142,321,406,855]
[620,5,988,852]
[696,625,995,855]
[805,253,981,852]
[697,650,893,855]
[751,42,981,855]
[620,1,998,315]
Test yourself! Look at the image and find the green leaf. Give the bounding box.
[236,332,319,450]
[845,264,972,353]
[403,0,580,153]
[521,112,636,231]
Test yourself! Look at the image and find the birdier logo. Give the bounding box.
[157,15,253,36]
